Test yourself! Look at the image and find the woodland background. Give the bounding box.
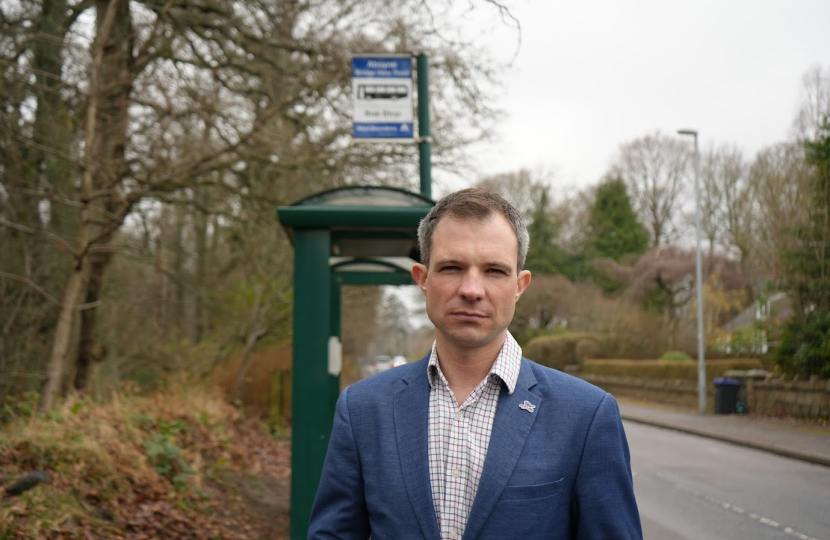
[1,1,829,537]
[1,0,829,417]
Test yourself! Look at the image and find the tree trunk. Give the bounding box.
[174,202,187,334]
[39,262,87,412]
[69,0,134,391]
[39,0,122,412]
[33,0,76,235]
[156,233,166,330]
[193,189,210,343]
[232,323,266,406]
[73,250,112,390]
[232,284,267,404]
[2,0,73,396]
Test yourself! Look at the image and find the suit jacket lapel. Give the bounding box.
[463,359,540,540]
[394,357,441,540]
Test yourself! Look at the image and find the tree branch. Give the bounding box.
[0,218,78,256]
[0,270,61,305]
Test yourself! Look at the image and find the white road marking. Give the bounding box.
[668,481,824,540]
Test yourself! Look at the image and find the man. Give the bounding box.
[309,188,642,540]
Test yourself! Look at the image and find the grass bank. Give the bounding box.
[0,385,290,539]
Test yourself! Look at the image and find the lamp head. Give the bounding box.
[677,129,698,137]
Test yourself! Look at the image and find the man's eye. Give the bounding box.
[487,268,507,275]
[439,265,459,272]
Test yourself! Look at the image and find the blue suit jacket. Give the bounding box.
[309,355,642,540]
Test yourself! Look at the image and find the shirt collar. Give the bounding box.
[427,332,522,395]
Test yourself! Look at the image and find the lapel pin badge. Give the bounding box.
[518,400,536,413]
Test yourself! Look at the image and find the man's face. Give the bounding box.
[412,214,531,352]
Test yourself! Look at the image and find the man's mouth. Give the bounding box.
[451,311,487,322]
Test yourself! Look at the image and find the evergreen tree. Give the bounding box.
[524,190,586,281]
[525,190,557,274]
[795,122,830,313]
[583,177,648,293]
[585,177,649,263]
[776,121,830,378]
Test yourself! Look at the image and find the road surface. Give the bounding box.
[625,421,830,540]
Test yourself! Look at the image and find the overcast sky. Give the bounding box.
[437,0,830,196]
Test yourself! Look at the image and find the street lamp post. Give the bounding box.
[677,129,706,415]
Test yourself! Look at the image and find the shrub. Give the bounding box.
[660,350,692,362]
[776,311,830,378]
[511,327,567,348]
[714,324,769,356]
[524,333,604,370]
[136,416,195,490]
[0,390,39,425]
[574,339,600,363]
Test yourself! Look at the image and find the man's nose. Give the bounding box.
[458,270,484,300]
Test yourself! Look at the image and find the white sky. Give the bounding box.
[439,0,830,196]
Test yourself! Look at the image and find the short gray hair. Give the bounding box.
[417,188,530,271]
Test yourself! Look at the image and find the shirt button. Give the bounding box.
[449,532,457,540]
[456,412,463,420]
[452,469,461,478]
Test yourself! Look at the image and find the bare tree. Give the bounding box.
[511,273,575,330]
[697,143,754,266]
[376,292,412,356]
[716,146,755,265]
[792,65,830,141]
[748,142,813,296]
[611,132,691,247]
[475,168,552,218]
[0,0,84,401]
[1,0,512,411]
[698,144,727,257]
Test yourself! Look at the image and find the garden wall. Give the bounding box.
[747,377,830,419]
[580,373,830,420]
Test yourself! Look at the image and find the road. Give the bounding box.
[625,421,830,540]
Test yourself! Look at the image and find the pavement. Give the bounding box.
[617,399,830,468]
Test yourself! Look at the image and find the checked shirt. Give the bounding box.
[426,333,522,540]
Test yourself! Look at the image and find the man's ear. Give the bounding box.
[412,263,428,294]
[515,270,531,301]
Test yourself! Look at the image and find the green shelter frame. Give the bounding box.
[276,186,434,538]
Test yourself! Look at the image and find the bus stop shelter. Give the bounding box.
[276,186,434,538]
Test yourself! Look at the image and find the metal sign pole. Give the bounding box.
[289,229,332,540]
[417,54,431,199]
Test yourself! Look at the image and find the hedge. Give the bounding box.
[581,358,763,384]
[524,333,604,371]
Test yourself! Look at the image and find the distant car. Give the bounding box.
[373,355,394,372]
[392,356,407,367]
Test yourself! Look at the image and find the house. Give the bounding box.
[719,292,793,354]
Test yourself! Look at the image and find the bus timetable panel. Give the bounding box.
[357,84,409,100]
